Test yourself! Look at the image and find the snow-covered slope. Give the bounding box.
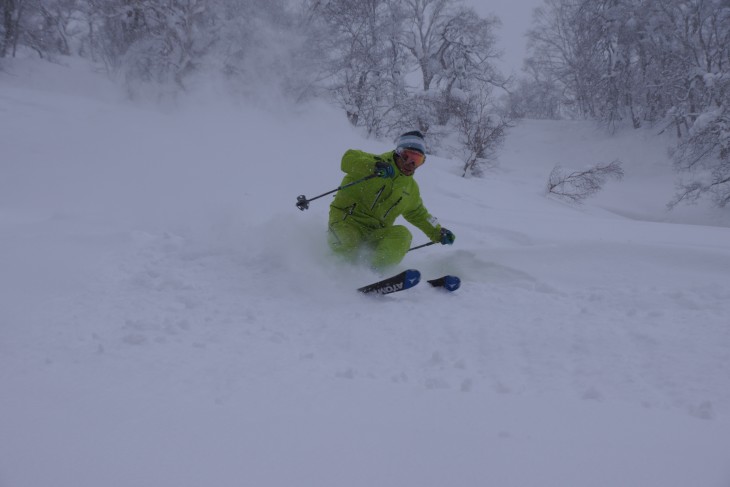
[2,59,729,487]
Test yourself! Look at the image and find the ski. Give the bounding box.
[358,269,421,295]
[427,275,461,292]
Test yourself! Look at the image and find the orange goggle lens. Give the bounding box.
[399,148,426,167]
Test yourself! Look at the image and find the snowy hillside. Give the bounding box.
[2,60,730,487]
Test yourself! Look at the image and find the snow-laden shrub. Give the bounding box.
[547,160,624,203]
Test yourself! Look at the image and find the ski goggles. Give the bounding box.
[397,148,426,167]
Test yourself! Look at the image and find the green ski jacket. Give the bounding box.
[329,150,442,241]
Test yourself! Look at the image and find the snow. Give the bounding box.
[2,59,730,487]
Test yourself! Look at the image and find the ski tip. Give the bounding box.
[428,275,461,292]
[403,269,421,289]
[442,275,460,291]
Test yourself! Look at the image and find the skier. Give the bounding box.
[328,130,455,270]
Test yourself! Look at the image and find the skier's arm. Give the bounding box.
[341,150,380,178]
[403,195,442,242]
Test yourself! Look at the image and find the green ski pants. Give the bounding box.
[328,220,413,270]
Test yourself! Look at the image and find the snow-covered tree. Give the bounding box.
[1,0,84,59]
[304,0,408,135]
[525,0,730,207]
[507,59,565,119]
[1,0,20,57]
[400,0,506,126]
[454,87,513,177]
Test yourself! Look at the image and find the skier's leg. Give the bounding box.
[327,220,364,262]
[368,225,412,270]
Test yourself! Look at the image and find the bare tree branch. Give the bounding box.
[547,159,624,203]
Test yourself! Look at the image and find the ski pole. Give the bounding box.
[408,241,437,252]
[296,174,378,211]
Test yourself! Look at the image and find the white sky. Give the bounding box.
[468,0,544,75]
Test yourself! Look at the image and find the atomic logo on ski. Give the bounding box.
[358,269,421,295]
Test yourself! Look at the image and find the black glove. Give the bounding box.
[374,161,395,179]
[439,227,455,245]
